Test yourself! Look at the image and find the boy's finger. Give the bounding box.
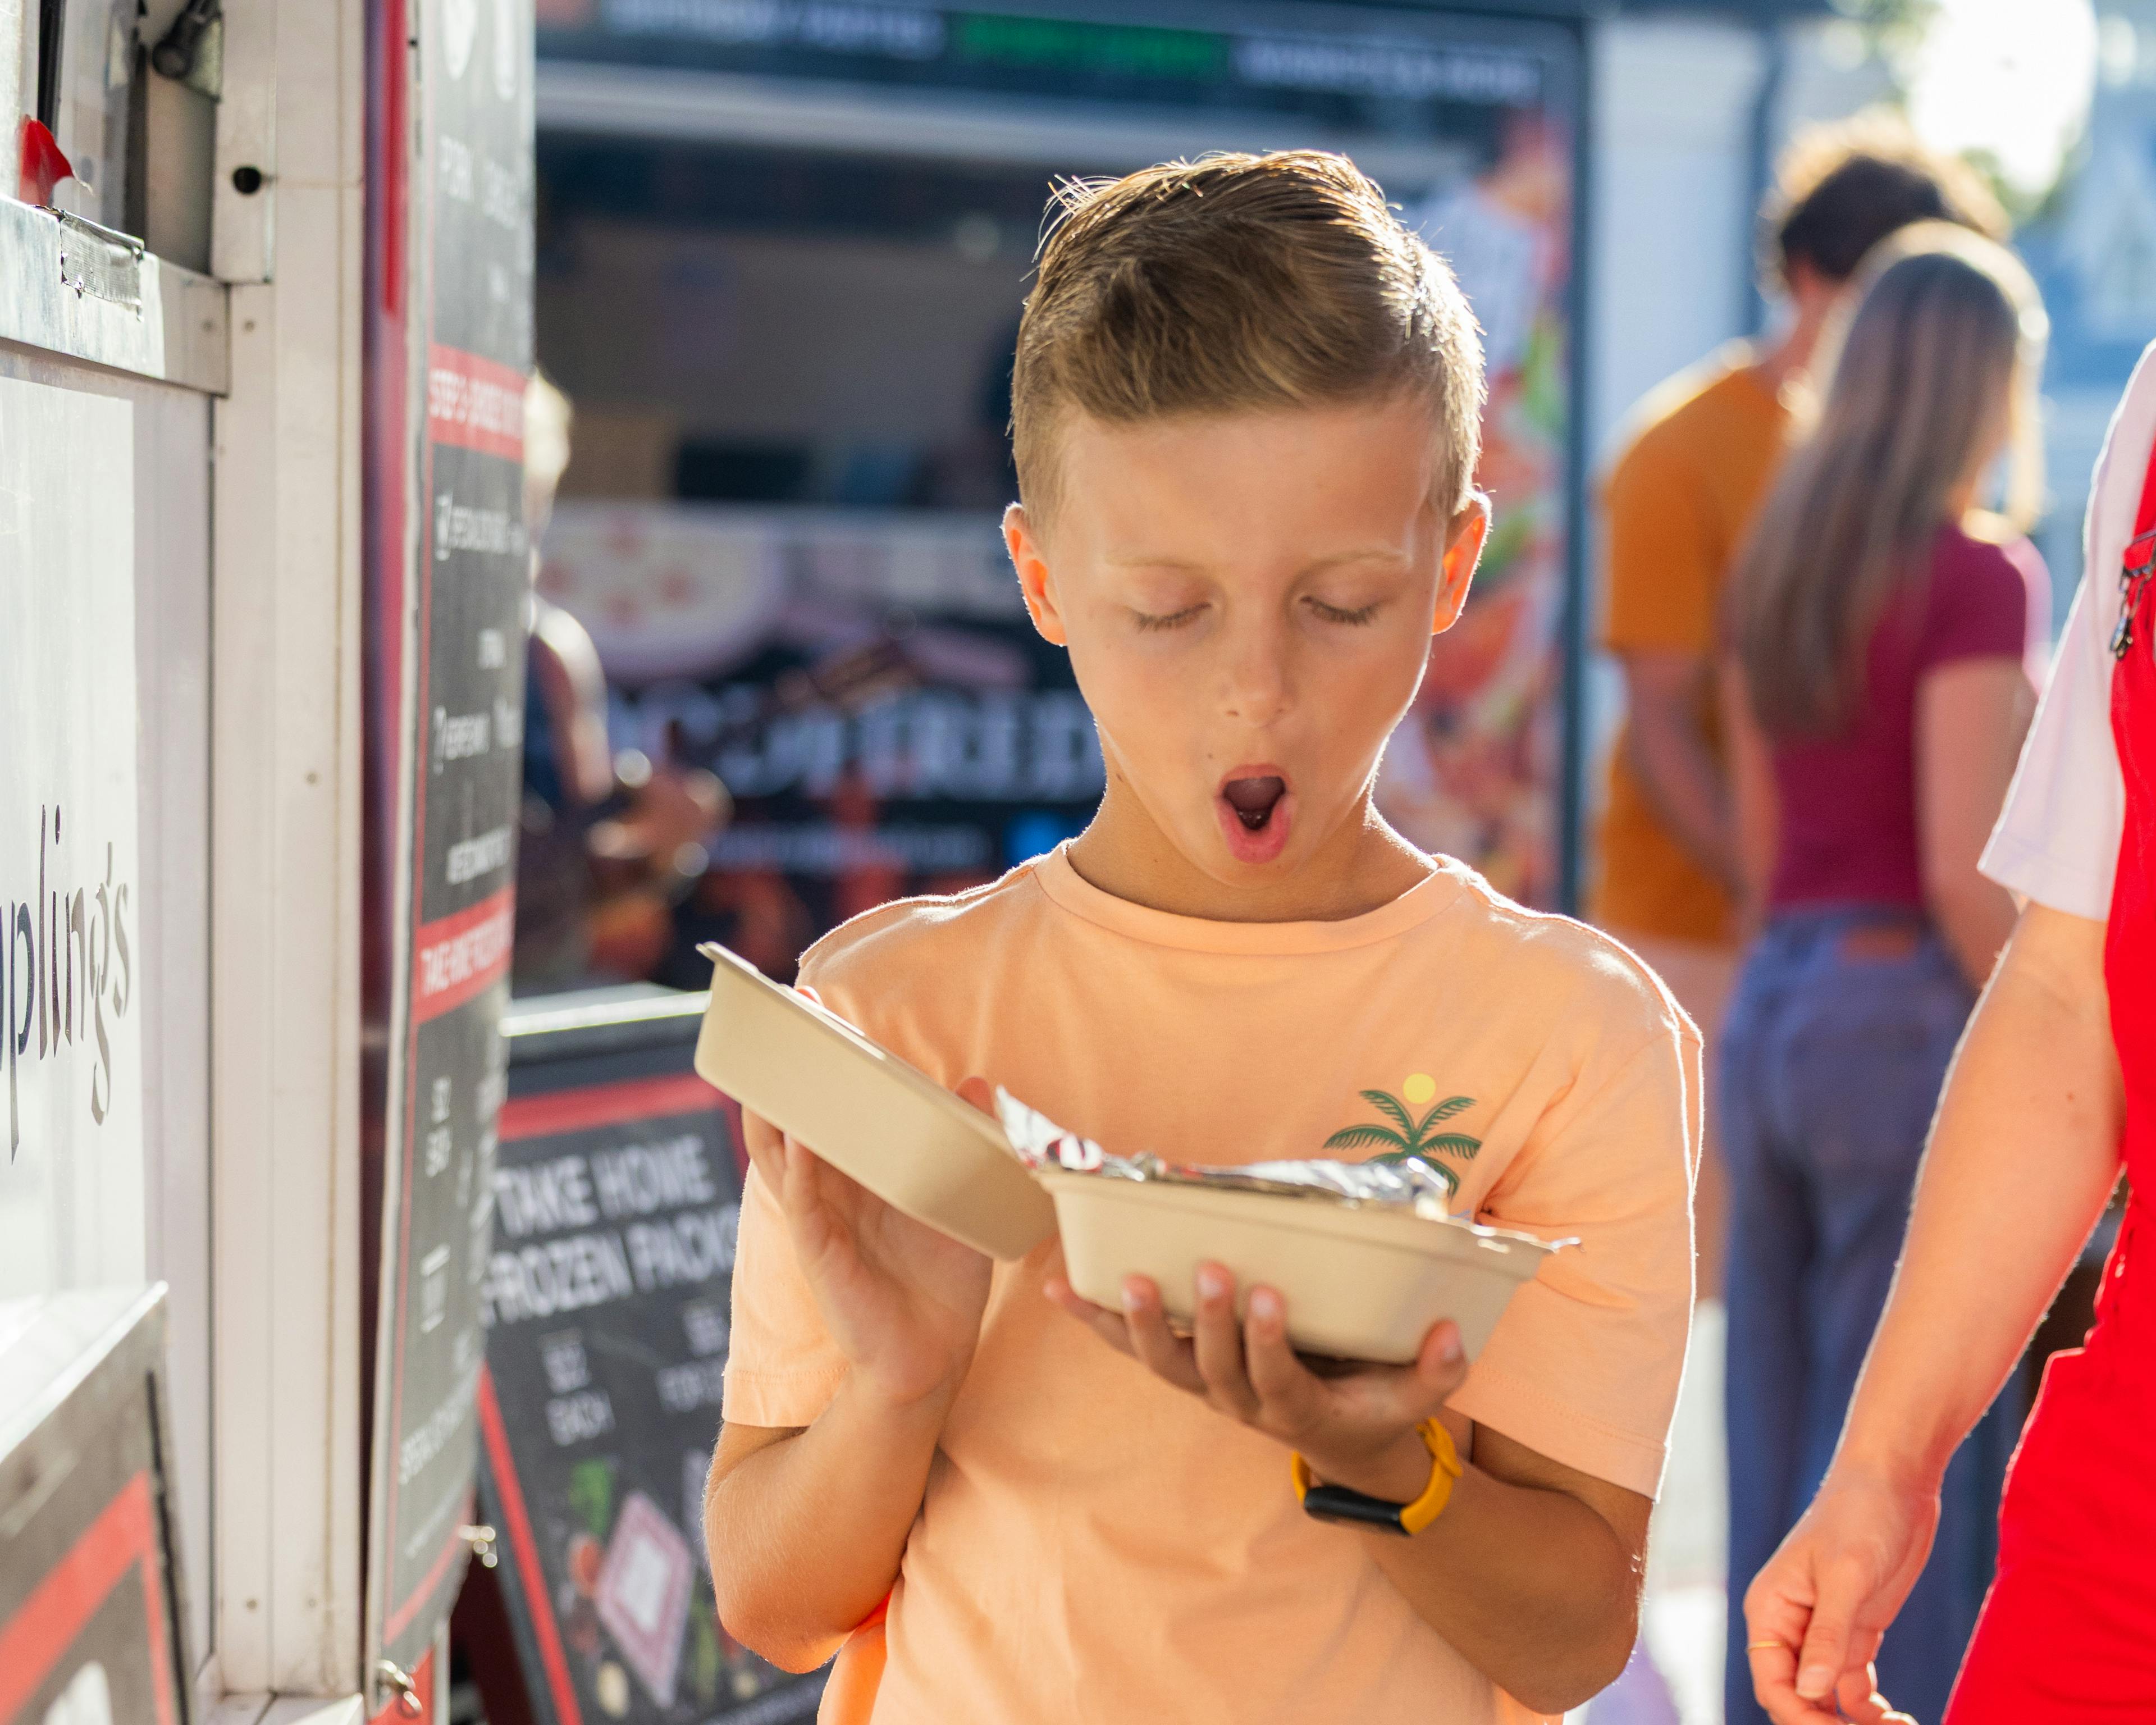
[955,1075,995,1114]
[1043,1275,1140,1359]
[741,1108,785,1187]
[1189,1265,1259,1418]
[1315,1322,1464,1430]
[778,1138,830,1229]
[1413,1320,1469,1405]
[1241,1288,1326,1438]
[1121,1279,1205,1394]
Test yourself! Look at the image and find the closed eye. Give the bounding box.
[1307,597,1381,626]
[1134,604,1207,632]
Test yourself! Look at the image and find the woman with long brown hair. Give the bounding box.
[1716,225,2050,1725]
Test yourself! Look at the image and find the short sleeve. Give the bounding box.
[1980,340,2156,919]
[1601,429,1724,659]
[1919,535,2047,672]
[721,1165,850,1427]
[1447,1010,1700,1501]
[1980,575,2125,920]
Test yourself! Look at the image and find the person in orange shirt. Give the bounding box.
[1593,118,2004,1290]
[704,153,1699,1724]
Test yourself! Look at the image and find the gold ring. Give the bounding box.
[1746,1639,1787,1653]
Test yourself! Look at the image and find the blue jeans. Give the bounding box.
[1721,910,2014,1725]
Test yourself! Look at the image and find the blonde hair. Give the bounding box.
[1011,151,1485,522]
[1731,224,2047,737]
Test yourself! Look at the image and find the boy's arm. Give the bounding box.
[1359,1421,1647,1714]
[1049,1272,1647,1715]
[706,1072,994,1668]
[705,1377,954,1671]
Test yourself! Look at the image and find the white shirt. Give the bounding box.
[1979,341,2156,921]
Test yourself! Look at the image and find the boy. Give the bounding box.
[706,152,1697,1724]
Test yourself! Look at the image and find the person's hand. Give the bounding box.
[741,992,993,1412]
[1044,1261,1470,1500]
[1743,1463,1940,1724]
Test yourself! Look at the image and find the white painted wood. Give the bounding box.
[0,199,232,395]
[0,0,26,149]
[214,0,277,283]
[210,1695,366,1725]
[135,378,217,1687]
[208,0,368,1697]
[258,1696,368,1725]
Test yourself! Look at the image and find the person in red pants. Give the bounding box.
[1742,340,2156,1722]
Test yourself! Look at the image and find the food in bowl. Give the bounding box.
[998,1092,1561,1365]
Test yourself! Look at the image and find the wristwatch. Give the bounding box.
[1291,1418,1463,1536]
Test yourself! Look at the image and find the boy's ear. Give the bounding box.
[1004,503,1068,646]
[1432,494,1491,636]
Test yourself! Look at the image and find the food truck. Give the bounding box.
[2,0,533,1717]
[0,2,1627,1722]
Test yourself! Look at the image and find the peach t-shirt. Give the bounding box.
[723,846,1699,1725]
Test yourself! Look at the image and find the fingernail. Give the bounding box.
[1796,1667,1832,1700]
[1438,1326,1464,1364]
[1121,1281,1144,1313]
[1249,1288,1280,1321]
[1197,1267,1227,1301]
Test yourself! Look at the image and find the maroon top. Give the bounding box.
[1769,523,2050,913]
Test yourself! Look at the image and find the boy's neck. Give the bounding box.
[1065,781,1438,924]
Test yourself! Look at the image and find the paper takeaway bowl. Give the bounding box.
[693,943,1058,1261]
[1040,1169,1557,1365]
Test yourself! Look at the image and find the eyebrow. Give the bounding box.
[1103,547,1408,573]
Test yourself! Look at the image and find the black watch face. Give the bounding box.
[1301,1484,1410,1535]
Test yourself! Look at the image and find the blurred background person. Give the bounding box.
[1592,118,2006,1299]
[515,372,729,993]
[1717,226,2050,1725]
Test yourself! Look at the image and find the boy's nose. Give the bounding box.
[1219,627,1293,725]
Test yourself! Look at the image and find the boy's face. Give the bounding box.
[1006,396,1485,893]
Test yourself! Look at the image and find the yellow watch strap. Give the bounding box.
[1290,1417,1463,1535]
[1398,1418,1463,1534]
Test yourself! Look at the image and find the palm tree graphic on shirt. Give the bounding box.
[1323,1073,1482,1195]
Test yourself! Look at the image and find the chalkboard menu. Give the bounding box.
[366,0,538,1691]
[477,988,824,1725]
[0,1287,191,1725]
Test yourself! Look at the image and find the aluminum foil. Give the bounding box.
[995,1089,1463,1220]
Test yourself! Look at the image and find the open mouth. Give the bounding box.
[1214,769,1293,864]
[1221,775,1287,832]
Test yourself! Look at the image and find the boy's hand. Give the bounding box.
[741,991,993,1413]
[1045,1262,1469,1503]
